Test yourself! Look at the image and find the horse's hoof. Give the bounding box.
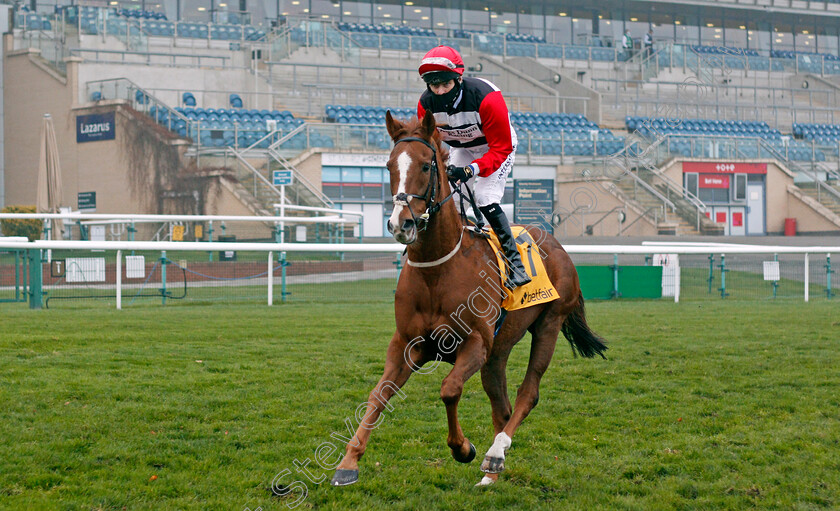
[452,442,475,463]
[475,475,497,486]
[480,456,505,474]
[453,442,476,463]
[331,469,359,486]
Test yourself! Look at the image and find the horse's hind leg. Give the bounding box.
[330,334,424,487]
[475,347,513,486]
[480,313,563,478]
[481,348,513,436]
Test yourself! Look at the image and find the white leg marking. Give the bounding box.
[388,151,412,229]
[485,432,511,459]
[475,476,496,486]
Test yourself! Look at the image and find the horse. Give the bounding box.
[330,109,607,487]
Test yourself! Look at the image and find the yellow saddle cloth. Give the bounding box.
[486,226,559,311]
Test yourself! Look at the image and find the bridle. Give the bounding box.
[391,136,457,236]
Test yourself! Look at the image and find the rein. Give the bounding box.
[391,136,457,235]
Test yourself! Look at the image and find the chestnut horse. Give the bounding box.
[331,110,607,487]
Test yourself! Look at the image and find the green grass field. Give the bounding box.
[1,300,839,510]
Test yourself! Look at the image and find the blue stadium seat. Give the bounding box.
[182,92,197,107]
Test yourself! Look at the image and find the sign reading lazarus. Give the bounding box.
[76,112,116,143]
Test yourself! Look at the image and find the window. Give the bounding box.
[817,24,838,56]
[546,12,572,45]
[699,187,729,203]
[341,1,373,23]
[733,174,747,202]
[684,173,698,198]
[795,23,816,52]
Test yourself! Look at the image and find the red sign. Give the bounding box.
[683,162,767,174]
[699,174,730,188]
[732,212,743,227]
[716,212,727,224]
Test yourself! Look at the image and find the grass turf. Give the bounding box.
[1,301,839,510]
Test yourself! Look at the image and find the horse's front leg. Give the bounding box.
[331,333,425,486]
[441,335,487,463]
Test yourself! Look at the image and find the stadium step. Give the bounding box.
[796,182,840,215]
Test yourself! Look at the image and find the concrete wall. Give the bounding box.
[475,55,565,115]
[504,57,601,123]
[3,45,77,208]
[555,166,657,237]
[787,191,840,234]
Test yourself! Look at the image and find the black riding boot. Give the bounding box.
[480,204,532,290]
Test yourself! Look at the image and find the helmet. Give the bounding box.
[419,46,465,84]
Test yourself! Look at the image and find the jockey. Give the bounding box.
[417,45,531,290]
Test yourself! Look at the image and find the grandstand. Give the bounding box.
[2,0,840,240]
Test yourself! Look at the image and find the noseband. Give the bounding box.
[391,136,456,235]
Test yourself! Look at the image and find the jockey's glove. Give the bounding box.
[446,163,477,183]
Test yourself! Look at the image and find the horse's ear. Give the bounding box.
[420,109,436,140]
[385,110,404,141]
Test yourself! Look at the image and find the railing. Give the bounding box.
[267,145,335,209]
[15,29,71,74]
[757,138,840,205]
[267,128,335,208]
[84,78,191,135]
[223,148,285,213]
[592,78,840,130]
[657,43,840,78]
[70,48,232,68]
[270,18,361,65]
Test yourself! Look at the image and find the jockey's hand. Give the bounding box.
[446,163,477,183]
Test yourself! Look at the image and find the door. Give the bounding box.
[713,207,730,235]
[729,206,746,236]
[746,183,765,235]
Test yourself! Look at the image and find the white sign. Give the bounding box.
[126,256,146,279]
[763,261,780,281]
[653,253,680,298]
[322,153,389,167]
[90,225,106,242]
[65,257,106,283]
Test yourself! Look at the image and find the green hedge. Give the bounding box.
[1,205,42,241]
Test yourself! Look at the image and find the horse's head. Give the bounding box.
[384,109,448,245]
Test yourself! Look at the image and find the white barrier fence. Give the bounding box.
[1,239,839,308]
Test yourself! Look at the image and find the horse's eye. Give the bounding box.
[422,164,431,173]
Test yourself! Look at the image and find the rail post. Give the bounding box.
[610,254,621,298]
[160,250,168,305]
[707,254,715,294]
[718,254,728,298]
[826,254,834,299]
[28,248,43,309]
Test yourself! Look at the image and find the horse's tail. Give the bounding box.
[560,294,608,359]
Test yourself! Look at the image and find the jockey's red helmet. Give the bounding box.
[419,46,465,84]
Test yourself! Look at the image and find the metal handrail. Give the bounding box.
[585,206,626,235]
[268,123,307,151]
[85,77,192,130]
[620,207,663,234]
[69,47,231,67]
[266,145,334,208]
[224,147,286,204]
[758,138,840,203]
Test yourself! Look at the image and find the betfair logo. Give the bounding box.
[520,287,555,305]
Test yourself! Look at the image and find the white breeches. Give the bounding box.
[448,145,516,211]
